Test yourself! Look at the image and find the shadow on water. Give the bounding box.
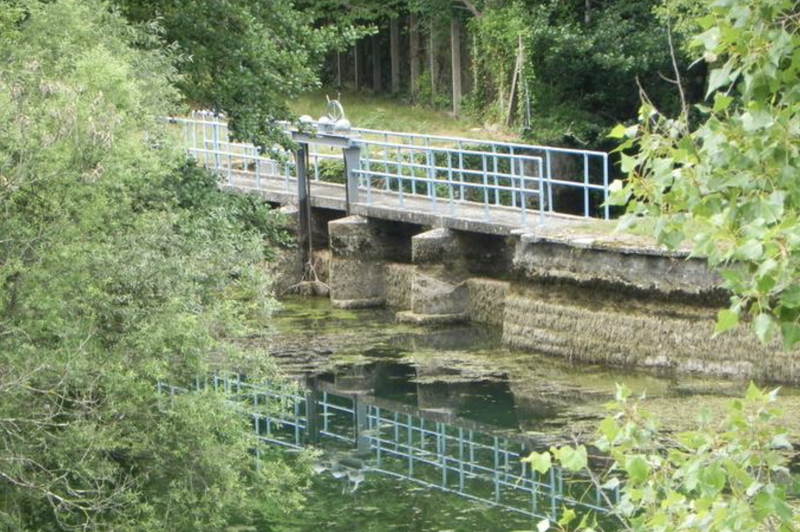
[246,297,800,531]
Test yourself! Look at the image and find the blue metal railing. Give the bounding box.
[166,112,612,225]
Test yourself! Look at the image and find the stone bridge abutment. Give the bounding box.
[272,206,799,384]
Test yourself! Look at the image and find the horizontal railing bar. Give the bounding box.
[354,170,542,194]
[352,127,608,157]
[357,162,538,183]
[357,169,605,192]
[370,467,552,520]
[359,140,545,162]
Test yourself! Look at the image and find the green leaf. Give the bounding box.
[754,488,794,522]
[712,93,733,112]
[780,322,800,350]
[525,451,552,474]
[754,314,776,344]
[736,239,763,261]
[608,124,628,139]
[624,455,650,483]
[699,463,726,496]
[599,417,620,442]
[745,382,764,402]
[558,508,576,527]
[615,383,632,401]
[715,309,739,335]
[620,153,637,174]
[706,60,734,97]
[770,433,793,451]
[780,285,800,308]
[552,445,588,472]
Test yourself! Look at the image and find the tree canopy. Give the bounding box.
[114,0,352,149]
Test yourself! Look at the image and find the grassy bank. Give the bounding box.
[289,90,517,141]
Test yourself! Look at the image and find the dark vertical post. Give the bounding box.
[451,18,462,117]
[429,21,437,104]
[354,43,360,90]
[390,18,401,94]
[296,143,310,268]
[409,14,421,98]
[372,33,382,92]
[305,389,321,445]
[343,146,361,215]
[355,397,370,456]
[336,50,343,88]
[471,32,478,97]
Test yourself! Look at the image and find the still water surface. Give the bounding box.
[258,297,799,532]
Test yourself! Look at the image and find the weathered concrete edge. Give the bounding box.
[518,231,692,259]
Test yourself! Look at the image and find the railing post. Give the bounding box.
[355,398,370,456]
[296,143,310,268]
[343,145,362,215]
[305,389,321,445]
[603,153,610,220]
[212,115,222,172]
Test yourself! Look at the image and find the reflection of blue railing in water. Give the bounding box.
[158,375,620,523]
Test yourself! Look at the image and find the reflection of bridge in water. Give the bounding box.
[164,375,620,524]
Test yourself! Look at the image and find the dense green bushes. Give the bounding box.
[0,1,306,530]
[468,0,702,147]
[528,384,799,532]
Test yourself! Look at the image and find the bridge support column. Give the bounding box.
[328,216,388,308]
[264,206,304,295]
[397,228,470,325]
[343,146,361,215]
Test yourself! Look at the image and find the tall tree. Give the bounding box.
[0,1,306,530]
[115,0,343,149]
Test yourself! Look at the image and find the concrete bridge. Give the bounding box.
[172,112,800,384]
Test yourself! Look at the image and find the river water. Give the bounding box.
[254,297,800,532]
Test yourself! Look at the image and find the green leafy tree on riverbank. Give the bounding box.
[609,0,800,347]
[528,384,799,532]
[114,0,355,150]
[0,1,306,530]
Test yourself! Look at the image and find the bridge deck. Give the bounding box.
[224,171,582,235]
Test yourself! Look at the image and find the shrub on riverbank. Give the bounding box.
[529,384,798,532]
[0,1,306,530]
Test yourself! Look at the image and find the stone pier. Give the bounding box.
[328,215,418,308]
[397,228,470,325]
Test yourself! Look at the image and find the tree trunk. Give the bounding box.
[390,18,401,95]
[410,14,421,98]
[451,18,462,117]
[429,21,437,104]
[471,32,478,97]
[372,33,382,93]
[336,50,342,88]
[354,42,360,90]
